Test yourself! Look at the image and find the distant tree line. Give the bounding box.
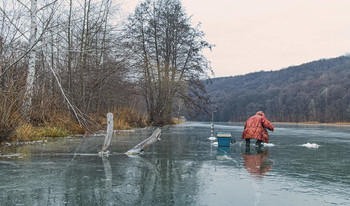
[0,0,212,140]
[200,56,350,123]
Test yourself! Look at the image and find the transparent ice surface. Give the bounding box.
[1,122,350,206]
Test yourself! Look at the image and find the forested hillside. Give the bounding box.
[201,56,350,123]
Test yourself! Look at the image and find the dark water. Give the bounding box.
[1,122,350,206]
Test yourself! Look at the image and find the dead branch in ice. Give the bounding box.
[125,128,161,155]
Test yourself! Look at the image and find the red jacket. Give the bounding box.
[241,111,274,143]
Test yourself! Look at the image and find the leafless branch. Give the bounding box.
[0,7,29,41]
[0,4,56,78]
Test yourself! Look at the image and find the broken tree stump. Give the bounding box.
[125,128,161,155]
[99,113,113,155]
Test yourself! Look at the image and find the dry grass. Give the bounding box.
[114,107,147,130]
[172,117,186,124]
[10,123,69,142]
[1,96,150,142]
[43,110,85,134]
[1,105,85,142]
[89,107,149,131]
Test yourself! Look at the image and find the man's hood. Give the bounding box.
[256,111,265,117]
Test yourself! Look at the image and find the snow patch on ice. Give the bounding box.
[262,143,275,147]
[301,143,320,148]
[207,136,216,141]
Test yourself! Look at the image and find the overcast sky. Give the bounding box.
[121,0,350,77]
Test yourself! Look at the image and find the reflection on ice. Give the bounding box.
[0,161,18,166]
[242,147,273,178]
[216,147,233,160]
[216,155,232,160]
[101,156,112,204]
[0,153,25,159]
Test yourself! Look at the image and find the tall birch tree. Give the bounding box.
[22,0,38,118]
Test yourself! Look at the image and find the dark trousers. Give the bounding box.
[245,139,263,147]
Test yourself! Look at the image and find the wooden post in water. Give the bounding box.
[99,113,113,155]
[125,128,161,155]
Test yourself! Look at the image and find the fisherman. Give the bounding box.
[241,111,274,147]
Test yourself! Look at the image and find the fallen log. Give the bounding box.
[125,128,161,155]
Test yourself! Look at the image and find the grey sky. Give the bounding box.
[122,0,350,77]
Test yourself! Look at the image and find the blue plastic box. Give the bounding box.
[216,132,232,147]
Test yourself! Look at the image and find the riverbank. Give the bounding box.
[0,106,152,143]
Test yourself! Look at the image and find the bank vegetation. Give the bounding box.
[0,0,212,142]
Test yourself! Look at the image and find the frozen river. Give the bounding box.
[1,122,350,205]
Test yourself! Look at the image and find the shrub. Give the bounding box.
[113,107,147,130]
[0,92,22,142]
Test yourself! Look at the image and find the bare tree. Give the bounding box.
[124,0,213,124]
[0,0,58,120]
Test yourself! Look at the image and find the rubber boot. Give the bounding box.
[255,140,263,147]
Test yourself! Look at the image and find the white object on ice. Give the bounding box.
[211,142,218,146]
[262,143,275,147]
[301,143,320,148]
[208,136,216,141]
